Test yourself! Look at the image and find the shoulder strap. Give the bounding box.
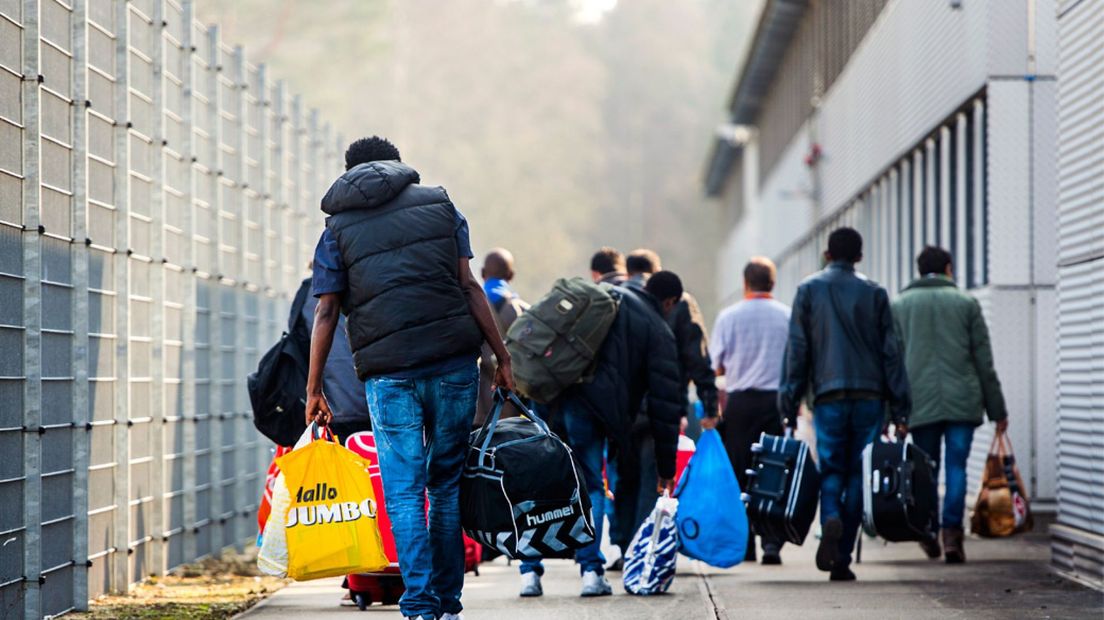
[288,280,312,334]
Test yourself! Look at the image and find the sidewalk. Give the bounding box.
[243,532,1102,619]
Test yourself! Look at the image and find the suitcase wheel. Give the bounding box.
[353,592,370,611]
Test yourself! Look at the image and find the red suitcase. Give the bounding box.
[344,432,480,610]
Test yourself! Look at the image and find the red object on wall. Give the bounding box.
[675,434,696,485]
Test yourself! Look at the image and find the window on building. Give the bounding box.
[775,94,988,293]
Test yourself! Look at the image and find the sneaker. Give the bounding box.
[580,570,612,597]
[606,557,624,572]
[440,614,464,620]
[519,572,543,597]
[919,535,942,559]
[816,517,843,572]
[829,566,856,582]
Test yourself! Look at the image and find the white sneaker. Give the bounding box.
[440,614,464,620]
[580,570,612,597]
[519,571,543,597]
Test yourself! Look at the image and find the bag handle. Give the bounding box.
[477,388,549,465]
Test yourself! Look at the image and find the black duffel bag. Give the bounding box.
[247,281,311,446]
[461,389,595,560]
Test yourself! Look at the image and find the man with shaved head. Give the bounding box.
[477,248,529,424]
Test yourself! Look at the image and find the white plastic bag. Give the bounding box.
[257,428,314,576]
[622,494,679,595]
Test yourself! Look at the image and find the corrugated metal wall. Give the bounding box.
[0,1,339,616]
[756,0,891,186]
[1052,0,1104,588]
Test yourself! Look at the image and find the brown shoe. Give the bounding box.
[942,527,965,564]
[919,535,941,559]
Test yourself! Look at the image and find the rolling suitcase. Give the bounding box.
[741,432,820,546]
[344,432,404,610]
[861,438,938,542]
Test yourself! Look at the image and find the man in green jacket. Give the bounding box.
[892,246,1009,564]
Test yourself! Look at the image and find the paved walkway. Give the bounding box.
[243,531,1102,619]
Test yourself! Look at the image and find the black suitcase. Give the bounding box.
[741,433,820,545]
[861,439,938,542]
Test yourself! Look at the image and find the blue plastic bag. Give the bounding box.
[623,494,679,595]
[674,429,748,567]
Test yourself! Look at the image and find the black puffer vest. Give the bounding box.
[321,161,482,380]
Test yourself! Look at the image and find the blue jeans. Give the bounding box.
[365,363,478,619]
[814,398,884,567]
[519,397,607,577]
[911,422,975,529]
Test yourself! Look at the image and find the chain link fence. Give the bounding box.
[0,1,340,616]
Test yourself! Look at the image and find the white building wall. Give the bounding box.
[715,0,1059,511]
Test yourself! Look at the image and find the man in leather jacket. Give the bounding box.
[778,227,910,582]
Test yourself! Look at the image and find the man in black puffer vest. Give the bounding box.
[305,137,513,620]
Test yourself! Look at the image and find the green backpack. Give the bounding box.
[505,277,620,403]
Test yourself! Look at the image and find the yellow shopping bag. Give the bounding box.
[274,428,390,580]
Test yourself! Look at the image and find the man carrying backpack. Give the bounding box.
[517,272,683,599]
[305,137,513,620]
[476,248,528,425]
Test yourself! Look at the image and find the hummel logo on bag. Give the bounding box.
[524,504,575,527]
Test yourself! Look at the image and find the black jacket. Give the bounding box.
[778,262,911,425]
[321,161,482,379]
[625,278,719,417]
[565,285,683,479]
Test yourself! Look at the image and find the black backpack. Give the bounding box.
[248,282,312,446]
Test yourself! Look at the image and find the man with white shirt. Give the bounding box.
[710,257,791,565]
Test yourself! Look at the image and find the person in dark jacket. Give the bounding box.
[778,227,910,582]
[590,246,627,285]
[518,273,683,599]
[624,249,719,419]
[892,246,1008,563]
[618,252,718,562]
[295,276,372,439]
[305,137,513,620]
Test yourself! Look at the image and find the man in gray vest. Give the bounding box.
[305,136,513,620]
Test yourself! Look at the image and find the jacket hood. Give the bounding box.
[320,160,420,215]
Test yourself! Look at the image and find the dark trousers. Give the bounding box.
[911,421,976,529]
[720,389,784,554]
[609,421,658,553]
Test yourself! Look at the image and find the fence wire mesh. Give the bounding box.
[0,1,339,616]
